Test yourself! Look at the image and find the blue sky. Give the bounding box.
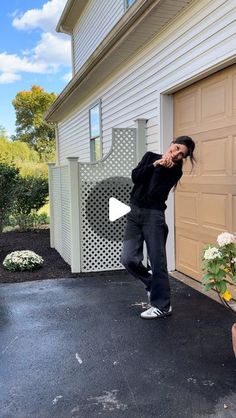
[0,0,71,136]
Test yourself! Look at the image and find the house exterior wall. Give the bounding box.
[72,0,125,74]
[58,0,236,164]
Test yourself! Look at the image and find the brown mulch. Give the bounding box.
[0,229,126,284]
[0,229,81,284]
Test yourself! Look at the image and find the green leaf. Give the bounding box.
[202,273,214,283]
[204,283,215,291]
[215,281,227,294]
[212,264,220,274]
[220,281,227,294]
[214,270,226,280]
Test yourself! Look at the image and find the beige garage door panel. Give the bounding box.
[174,64,236,283]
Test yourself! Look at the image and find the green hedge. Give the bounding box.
[0,162,49,232]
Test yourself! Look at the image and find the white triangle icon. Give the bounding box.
[109,197,131,222]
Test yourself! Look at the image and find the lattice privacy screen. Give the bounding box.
[79,128,137,272]
[51,165,71,265]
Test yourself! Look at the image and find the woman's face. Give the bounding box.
[167,143,188,163]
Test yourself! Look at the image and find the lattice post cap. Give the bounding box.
[67,157,79,161]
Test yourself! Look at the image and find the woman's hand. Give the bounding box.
[153,154,175,168]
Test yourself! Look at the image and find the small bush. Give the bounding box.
[5,212,49,231]
[3,250,44,271]
[12,176,49,230]
[0,162,19,232]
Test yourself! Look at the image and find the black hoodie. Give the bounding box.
[130,151,182,211]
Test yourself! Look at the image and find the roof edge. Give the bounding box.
[46,0,157,121]
[56,0,88,34]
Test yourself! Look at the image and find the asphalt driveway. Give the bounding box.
[0,273,236,418]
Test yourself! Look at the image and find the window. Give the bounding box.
[89,101,102,161]
[125,0,135,9]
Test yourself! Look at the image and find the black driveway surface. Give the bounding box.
[0,274,236,418]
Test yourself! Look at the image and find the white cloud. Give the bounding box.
[0,38,70,84]
[0,72,21,84]
[62,71,72,82]
[0,52,48,74]
[33,32,71,67]
[0,32,70,84]
[0,1,71,85]
[12,0,66,32]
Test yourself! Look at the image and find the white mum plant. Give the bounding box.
[3,250,44,271]
[202,232,236,308]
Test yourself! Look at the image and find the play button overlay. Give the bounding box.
[85,176,133,242]
[109,197,131,222]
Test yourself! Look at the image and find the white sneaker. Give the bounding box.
[140,305,172,319]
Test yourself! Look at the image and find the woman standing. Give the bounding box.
[120,136,196,319]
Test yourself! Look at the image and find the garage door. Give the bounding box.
[174,64,236,281]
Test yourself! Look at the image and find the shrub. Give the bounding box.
[6,212,49,231]
[3,250,44,271]
[0,162,19,232]
[202,232,236,306]
[13,176,49,230]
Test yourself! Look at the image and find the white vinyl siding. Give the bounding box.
[58,0,236,164]
[73,0,124,73]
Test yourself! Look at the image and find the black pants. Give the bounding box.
[120,204,170,310]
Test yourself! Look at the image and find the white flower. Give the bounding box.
[204,247,222,260]
[3,250,43,271]
[217,232,236,247]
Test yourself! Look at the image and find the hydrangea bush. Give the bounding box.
[3,250,44,271]
[202,232,236,308]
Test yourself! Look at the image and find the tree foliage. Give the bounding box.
[0,135,48,178]
[12,85,57,161]
[0,136,39,164]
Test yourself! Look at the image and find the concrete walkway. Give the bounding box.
[0,274,236,418]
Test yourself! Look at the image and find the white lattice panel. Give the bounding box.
[79,128,136,272]
[52,167,62,255]
[60,166,71,265]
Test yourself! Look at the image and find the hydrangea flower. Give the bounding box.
[217,232,236,247]
[203,247,222,260]
[202,232,236,313]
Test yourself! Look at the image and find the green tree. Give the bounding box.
[12,85,57,161]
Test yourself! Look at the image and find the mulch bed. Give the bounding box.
[0,229,123,284]
[0,229,76,283]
